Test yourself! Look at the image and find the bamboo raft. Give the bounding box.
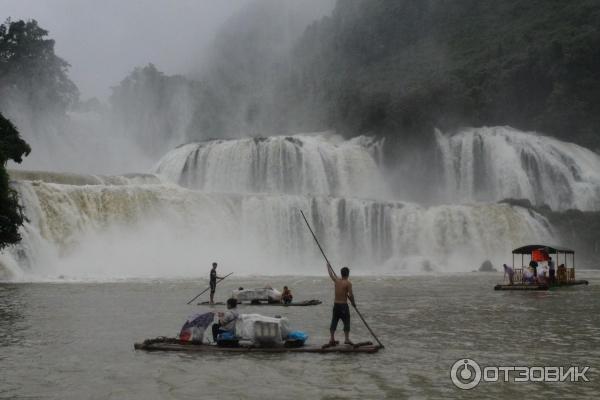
[496,245,590,291]
[494,280,589,291]
[134,338,381,353]
[197,300,322,306]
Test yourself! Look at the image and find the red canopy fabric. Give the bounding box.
[532,249,550,262]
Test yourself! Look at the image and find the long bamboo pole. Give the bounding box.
[300,210,384,348]
[186,272,233,304]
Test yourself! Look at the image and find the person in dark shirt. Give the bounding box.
[209,262,223,304]
[548,257,556,284]
[281,286,293,304]
[529,260,538,283]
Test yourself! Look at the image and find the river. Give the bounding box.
[1,273,599,399]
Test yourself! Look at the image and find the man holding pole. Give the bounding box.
[300,209,383,348]
[209,262,224,305]
[327,263,355,346]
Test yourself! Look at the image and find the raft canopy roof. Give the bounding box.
[512,245,574,255]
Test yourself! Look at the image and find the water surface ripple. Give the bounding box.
[1,273,599,399]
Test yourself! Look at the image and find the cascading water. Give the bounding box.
[1,129,583,281]
[9,169,162,186]
[436,126,600,211]
[0,179,552,280]
[155,133,388,198]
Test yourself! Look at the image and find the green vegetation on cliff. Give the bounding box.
[0,113,30,249]
[284,0,600,148]
[0,18,78,133]
[99,1,600,151]
[109,63,204,155]
[176,0,599,150]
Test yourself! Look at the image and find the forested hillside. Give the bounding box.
[0,19,78,136]
[102,0,600,152]
[283,0,600,149]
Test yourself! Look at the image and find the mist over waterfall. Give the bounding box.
[7,108,163,175]
[436,127,600,211]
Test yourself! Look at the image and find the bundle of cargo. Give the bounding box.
[231,287,282,304]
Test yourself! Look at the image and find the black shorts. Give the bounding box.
[330,303,350,332]
[210,282,216,294]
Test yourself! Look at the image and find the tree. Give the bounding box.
[110,64,203,156]
[0,112,31,249]
[0,19,78,131]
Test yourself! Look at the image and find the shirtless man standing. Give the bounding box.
[328,263,355,346]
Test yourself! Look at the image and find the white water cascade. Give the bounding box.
[0,177,552,280]
[3,129,589,281]
[155,133,388,198]
[436,126,600,211]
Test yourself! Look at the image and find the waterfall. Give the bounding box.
[0,179,552,279]
[154,133,388,198]
[9,169,162,186]
[3,128,592,280]
[436,126,600,211]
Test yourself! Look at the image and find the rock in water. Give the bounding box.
[479,260,497,272]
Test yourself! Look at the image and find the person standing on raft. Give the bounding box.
[209,262,224,305]
[327,263,355,346]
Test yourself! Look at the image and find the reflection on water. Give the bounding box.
[1,273,599,399]
[0,285,27,347]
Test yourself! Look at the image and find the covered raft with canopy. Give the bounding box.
[494,244,589,290]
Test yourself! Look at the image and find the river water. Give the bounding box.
[1,273,599,399]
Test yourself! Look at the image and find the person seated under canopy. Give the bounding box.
[537,263,549,285]
[523,267,535,284]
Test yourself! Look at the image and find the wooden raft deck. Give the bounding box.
[197,300,322,306]
[494,280,589,291]
[134,339,381,354]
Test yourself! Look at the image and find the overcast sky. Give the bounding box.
[1,0,249,99]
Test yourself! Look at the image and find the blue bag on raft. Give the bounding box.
[217,331,236,341]
[287,331,308,343]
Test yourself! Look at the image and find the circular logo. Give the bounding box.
[450,359,482,390]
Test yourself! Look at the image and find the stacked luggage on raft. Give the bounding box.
[181,312,309,348]
[220,314,308,348]
[231,287,282,304]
